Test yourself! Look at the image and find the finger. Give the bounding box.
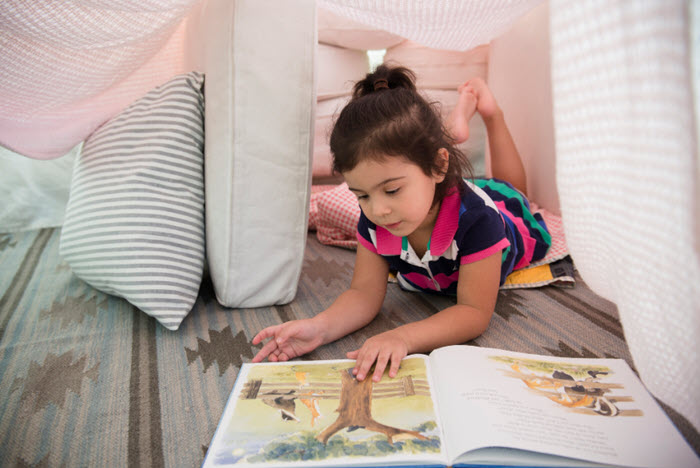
[349,347,368,376]
[252,338,279,363]
[269,348,282,362]
[372,352,391,382]
[388,352,403,378]
[347,349,361,374]
[278,352,290,362]
[275,324,299,347]
[252,325,278,345]
[354,351,378,382]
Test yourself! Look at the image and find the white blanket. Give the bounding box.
[0,0,199,159]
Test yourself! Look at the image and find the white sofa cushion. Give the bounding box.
[200,0,315,308]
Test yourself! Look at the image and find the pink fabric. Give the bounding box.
[531,205,569,265]
[356,232,376,253]
[374,227,402,255]
[428,188,461,256]
[308,183,361,249]
[0,0,198,159]
[495,200,535,269]
[402,270,460,291]
[460,237,511,264]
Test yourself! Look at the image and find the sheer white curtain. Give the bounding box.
[321,0,700,434]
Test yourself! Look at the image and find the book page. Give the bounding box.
[429,345,699,468]
[203,356,450,467]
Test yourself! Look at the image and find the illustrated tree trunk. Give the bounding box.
[316,369,427,445]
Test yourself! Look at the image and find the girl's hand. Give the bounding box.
[346,330,409,382]
[252,319,324,363]
[459,77,501,121]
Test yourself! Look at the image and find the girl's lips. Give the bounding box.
[384,222,401,230]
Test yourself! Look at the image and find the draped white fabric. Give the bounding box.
[0,0,199,159]
[549,0,699,433]
[319,0,544,52]
[321,0,699,435]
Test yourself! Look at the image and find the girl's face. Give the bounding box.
[343,153,447,238]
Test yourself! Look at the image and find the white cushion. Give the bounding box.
[200,0,315,307]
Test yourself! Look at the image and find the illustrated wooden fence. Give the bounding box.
[240,375,431,400]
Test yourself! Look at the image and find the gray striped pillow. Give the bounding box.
[59,72,205,331]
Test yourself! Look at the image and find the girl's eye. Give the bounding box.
[386,188,400,195]
[357,194,368,201]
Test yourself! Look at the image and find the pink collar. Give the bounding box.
[374,188,461,256]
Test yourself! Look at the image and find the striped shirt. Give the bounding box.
[356,178,551,294]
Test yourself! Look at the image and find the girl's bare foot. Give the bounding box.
[446,83,478,144]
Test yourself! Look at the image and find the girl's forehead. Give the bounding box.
[349,155,412,173]
[343,157,422,190]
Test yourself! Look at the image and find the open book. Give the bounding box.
[202,345,699,467]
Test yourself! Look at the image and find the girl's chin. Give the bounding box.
[383,223,414,237]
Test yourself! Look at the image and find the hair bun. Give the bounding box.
[352,64,417,99]
[373,78,389,91]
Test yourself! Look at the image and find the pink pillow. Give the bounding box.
[309,183,360,249]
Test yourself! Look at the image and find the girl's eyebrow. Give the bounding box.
[348,176,405,193]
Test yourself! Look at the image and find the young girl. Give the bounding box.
[252,65,551,382]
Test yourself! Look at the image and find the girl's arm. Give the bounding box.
[349,251,501,381]
[252,243,389,362]
[314,244,390,342]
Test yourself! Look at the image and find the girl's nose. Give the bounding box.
[372,200,391,218]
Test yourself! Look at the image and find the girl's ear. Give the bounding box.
[433,148,449,182]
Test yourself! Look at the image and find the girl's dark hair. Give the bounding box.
[330,64,473,205]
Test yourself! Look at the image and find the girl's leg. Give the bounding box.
[468,78,527,195]
[483,111,528,196]
[446,79,527,195]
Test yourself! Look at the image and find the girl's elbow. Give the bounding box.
[460,305,494,340]
[474,315,493,338]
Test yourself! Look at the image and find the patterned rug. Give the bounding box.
[0,228,697,466]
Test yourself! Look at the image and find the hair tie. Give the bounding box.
[373,78,389,91]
